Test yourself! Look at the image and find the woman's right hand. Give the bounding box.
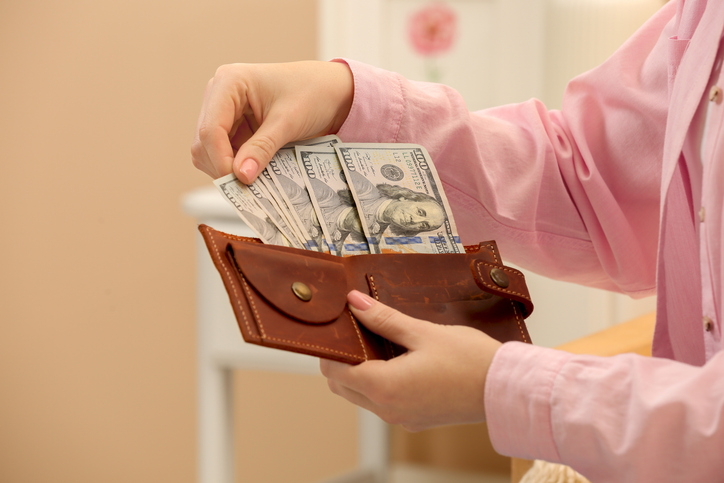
[190,61,354,183]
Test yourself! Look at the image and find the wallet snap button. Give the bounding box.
[489,268,509,288]
[291,282,313,302]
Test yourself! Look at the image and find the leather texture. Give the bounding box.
[199,224,533,364]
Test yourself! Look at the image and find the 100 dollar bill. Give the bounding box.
[296,146,370,257]
[214,174,295,247]
[267,147,330,253]
[257,168,308,247]
[335,143,464,254]
[247,179,304,249]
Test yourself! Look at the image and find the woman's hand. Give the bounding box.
[191,61,354,183]
[320,290,502,432]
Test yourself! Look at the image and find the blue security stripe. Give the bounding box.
[383,236,423,245]
[344,242,370,251]
[427,235,454,243]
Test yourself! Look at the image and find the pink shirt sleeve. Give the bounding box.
[487,343,724,481]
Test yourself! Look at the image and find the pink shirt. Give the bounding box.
[337,0,724,480]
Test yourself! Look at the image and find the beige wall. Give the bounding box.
[0,1,328,482]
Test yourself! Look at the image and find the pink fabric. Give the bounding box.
[486,343,724,481]
[336,0,724,479]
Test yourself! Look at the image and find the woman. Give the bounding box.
[190,1,724,480]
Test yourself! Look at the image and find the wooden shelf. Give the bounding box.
[556,311,655,357]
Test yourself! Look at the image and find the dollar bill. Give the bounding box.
[283,134,341,149]
[246,179,304,249]
[267,147,330,253]
[251,136,341,250]
[214,173,295,247]
[335,143,464,254]
[296,146,370,257]
[256,168,308,247]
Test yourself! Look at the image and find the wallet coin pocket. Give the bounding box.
[228,242,348,325]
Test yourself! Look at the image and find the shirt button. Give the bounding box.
[699,206,706,223]
[704,316,714,332]
[710,86,722,103]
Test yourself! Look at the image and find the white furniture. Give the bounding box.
[183,187,389,483]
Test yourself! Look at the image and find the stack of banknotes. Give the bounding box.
[214,135,464,255]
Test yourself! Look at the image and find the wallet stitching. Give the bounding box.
[239,274,267,339]
[510,300,528,343]
[207,229,259,341]
[220,231,262,244]
[240,266,365,362]
[244,279,365,360]
[347,309,368,361]
[474,262,532,302]
[367,275,395,360]
[483,243,498,263]
[262,334,365,361]
[368,274,380,301]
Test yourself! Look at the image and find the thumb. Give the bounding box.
[232,116,291,184]
[347,290,425,349]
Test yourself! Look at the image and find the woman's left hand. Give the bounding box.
[319,290,502,432]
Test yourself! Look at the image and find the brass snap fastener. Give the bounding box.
[291,282,312,301]
[489,268,509,288]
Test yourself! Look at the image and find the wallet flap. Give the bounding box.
[227,241,348,324]
[471,259,534,317]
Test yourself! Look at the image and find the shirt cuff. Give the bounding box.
[485,341,573,462]
[331,58,406,143]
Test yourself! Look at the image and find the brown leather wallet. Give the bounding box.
[199,224,533,364]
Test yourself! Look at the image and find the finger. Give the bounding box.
[199,119,236,179]
[328,375,422,428]
[320,360,395,419]
[190,137,215,178]
[320,357,395,402]
[198,71,249,177]
[326,377,377,411]
[347,290,426,349]
[319,358,347,379]
[229,112,255,154]
[194,77,214,143]
[319,358,368,388]
[232,111,293,184]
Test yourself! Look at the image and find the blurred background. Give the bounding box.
[0,0,665,482]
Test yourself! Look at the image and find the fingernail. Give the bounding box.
[347,290,375,311]
[238,158,258,183]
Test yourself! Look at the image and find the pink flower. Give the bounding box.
[407,2,458,57]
